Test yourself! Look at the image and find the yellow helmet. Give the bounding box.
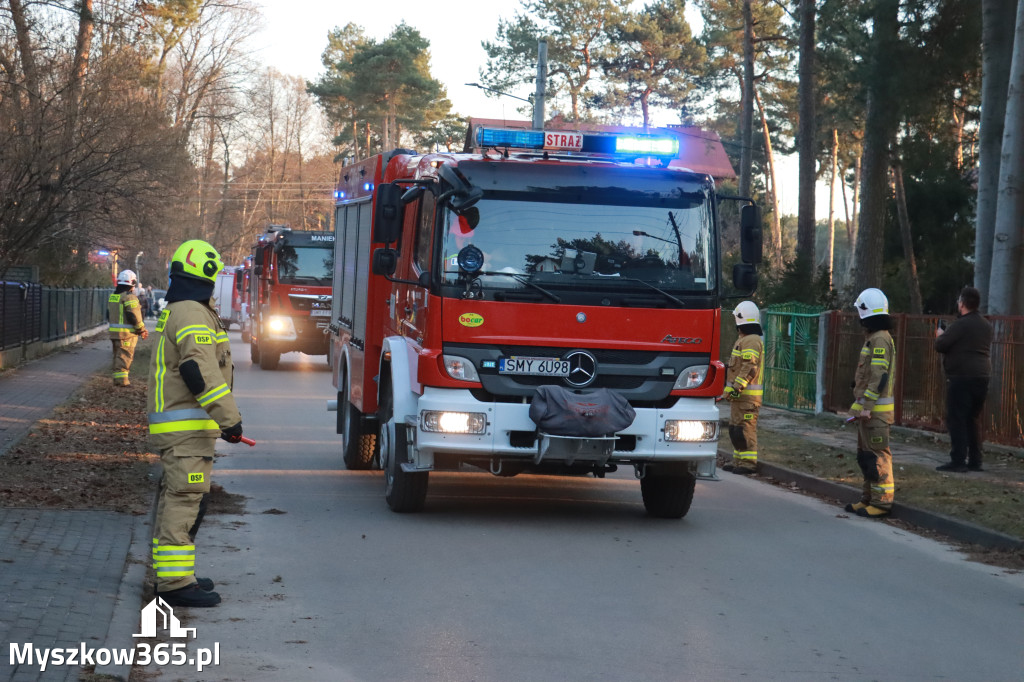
[170,239,223,284]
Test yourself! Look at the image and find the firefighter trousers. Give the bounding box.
[153,439,214,592]
[728,401,759,467]
[856,417,894,510]
[111,337,137,386]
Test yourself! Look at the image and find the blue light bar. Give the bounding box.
[477,127,545,149]
[334,190,346,200]
[362,182,374,191]
[615,135,679,157]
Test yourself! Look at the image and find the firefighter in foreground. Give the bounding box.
[721,301,764,475]
[147,239,243,607]
[107,269,148,386]
[846,288,896,519]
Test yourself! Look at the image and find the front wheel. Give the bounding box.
[259,346,280,370]
[379,387,427,512]
[640,468,696,519]
[250,338,261,364]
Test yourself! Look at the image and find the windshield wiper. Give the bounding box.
[611,276,686,307]
[479,271,561,303]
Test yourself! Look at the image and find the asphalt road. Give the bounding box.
[135,333,1024,682]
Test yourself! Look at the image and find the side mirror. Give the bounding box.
[740,204,763,265]
[732,263,758,292]
[372,248,398,276]
[373,183,404,244]
[401,185,426,204]
[450,187,483,212]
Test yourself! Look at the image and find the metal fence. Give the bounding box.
[763,303,823,413]
[823,311,1024,447]
[0,282,111,350]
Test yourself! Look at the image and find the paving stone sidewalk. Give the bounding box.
[0,333,145,682]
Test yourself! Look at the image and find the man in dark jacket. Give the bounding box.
[934,286,993,473]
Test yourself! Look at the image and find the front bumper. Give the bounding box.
[406,387,719,470]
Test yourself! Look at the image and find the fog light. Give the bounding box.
[443,354,480,382]
[664,420,718,442]
[673,364,709,389]
[421,410,487,434]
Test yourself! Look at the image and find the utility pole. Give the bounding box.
[533,38,548,130]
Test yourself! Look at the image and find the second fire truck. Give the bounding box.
[327,125,761,517]
[247,226,334,369]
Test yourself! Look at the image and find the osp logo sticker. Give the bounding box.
[459,313,484,328]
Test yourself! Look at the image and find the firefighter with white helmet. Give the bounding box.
[147,239,243,607]
[107,269,148,386]
[846,287,897,519]
[721,300,764,475]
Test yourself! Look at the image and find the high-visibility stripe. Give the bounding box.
[743,389,763,396]
[733,451,758,460]
[176,325,215,343]
[875,397,894,405]
[113,371,129,378]
[197,383,230,407]
[870,403,894,412]
[215,331,229,343]
[735,377,749,388]
[149,408,211,424]
[871,359,890,368]
[108,323,133,331]
[154,336,167,412]
[148,419,219,434]
[864,389,880,400]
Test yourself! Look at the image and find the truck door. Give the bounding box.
[395,192,435,346]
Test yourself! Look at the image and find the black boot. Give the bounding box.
[157,584,221,607]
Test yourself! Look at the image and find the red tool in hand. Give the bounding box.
[239,436,256,447]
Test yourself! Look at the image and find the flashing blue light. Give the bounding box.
[362,182,374,191]
[334,190,346,200]
[477,127,545,149]
[615,135,679,157]
[97,249,110,256]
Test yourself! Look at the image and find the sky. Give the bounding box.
[251,0,811,217]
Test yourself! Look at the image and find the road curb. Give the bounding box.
[94,467,159,681]
[755,460,1024,551]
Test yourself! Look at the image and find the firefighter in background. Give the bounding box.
[147,239,243,608]
[846,288,897,519]
[721,301,764,475]
[107,269,148,386]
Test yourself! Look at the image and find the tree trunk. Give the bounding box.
[853,0,901,293]
[988,0,1024,315]
[796,0,817,286]
[739,0,755,198]
[755,88,782,264]
[828,128,838,288]
[892,157,924,314]
[976,0,1018,309]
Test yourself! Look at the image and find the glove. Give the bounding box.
[221,422,243,443]
[724,386,741,401]
[139,329,149,340]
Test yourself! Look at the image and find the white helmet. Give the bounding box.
[116,269,138,286]
[854,288,889,319]
[734,300,760,326]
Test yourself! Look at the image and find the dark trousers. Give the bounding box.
[945,376,989,466]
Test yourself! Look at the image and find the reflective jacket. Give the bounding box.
[851,329,895,424]
[727,333,764,405]
[147,299,240,449]
[108,291,145,340]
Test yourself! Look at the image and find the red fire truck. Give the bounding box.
[247,225,334,370]
[327,125,761,516]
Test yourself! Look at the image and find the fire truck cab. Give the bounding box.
[328,125,761,517]
[247,226,334,369]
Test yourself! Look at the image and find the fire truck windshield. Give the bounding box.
[440,191,715,298]
[276,245,333,285]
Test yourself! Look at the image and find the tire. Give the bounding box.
[340,380,376,470]
[640,469,696,519]
[241,328,250,344]
[379,385,428,513]
[259,347,280,370]
[250,338,261,364]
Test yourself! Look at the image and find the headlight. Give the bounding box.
[421,411,487,434]
[443,354,480,382]
[664,420,718,442]
[266,315,296,339]
[673,364,709,390]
